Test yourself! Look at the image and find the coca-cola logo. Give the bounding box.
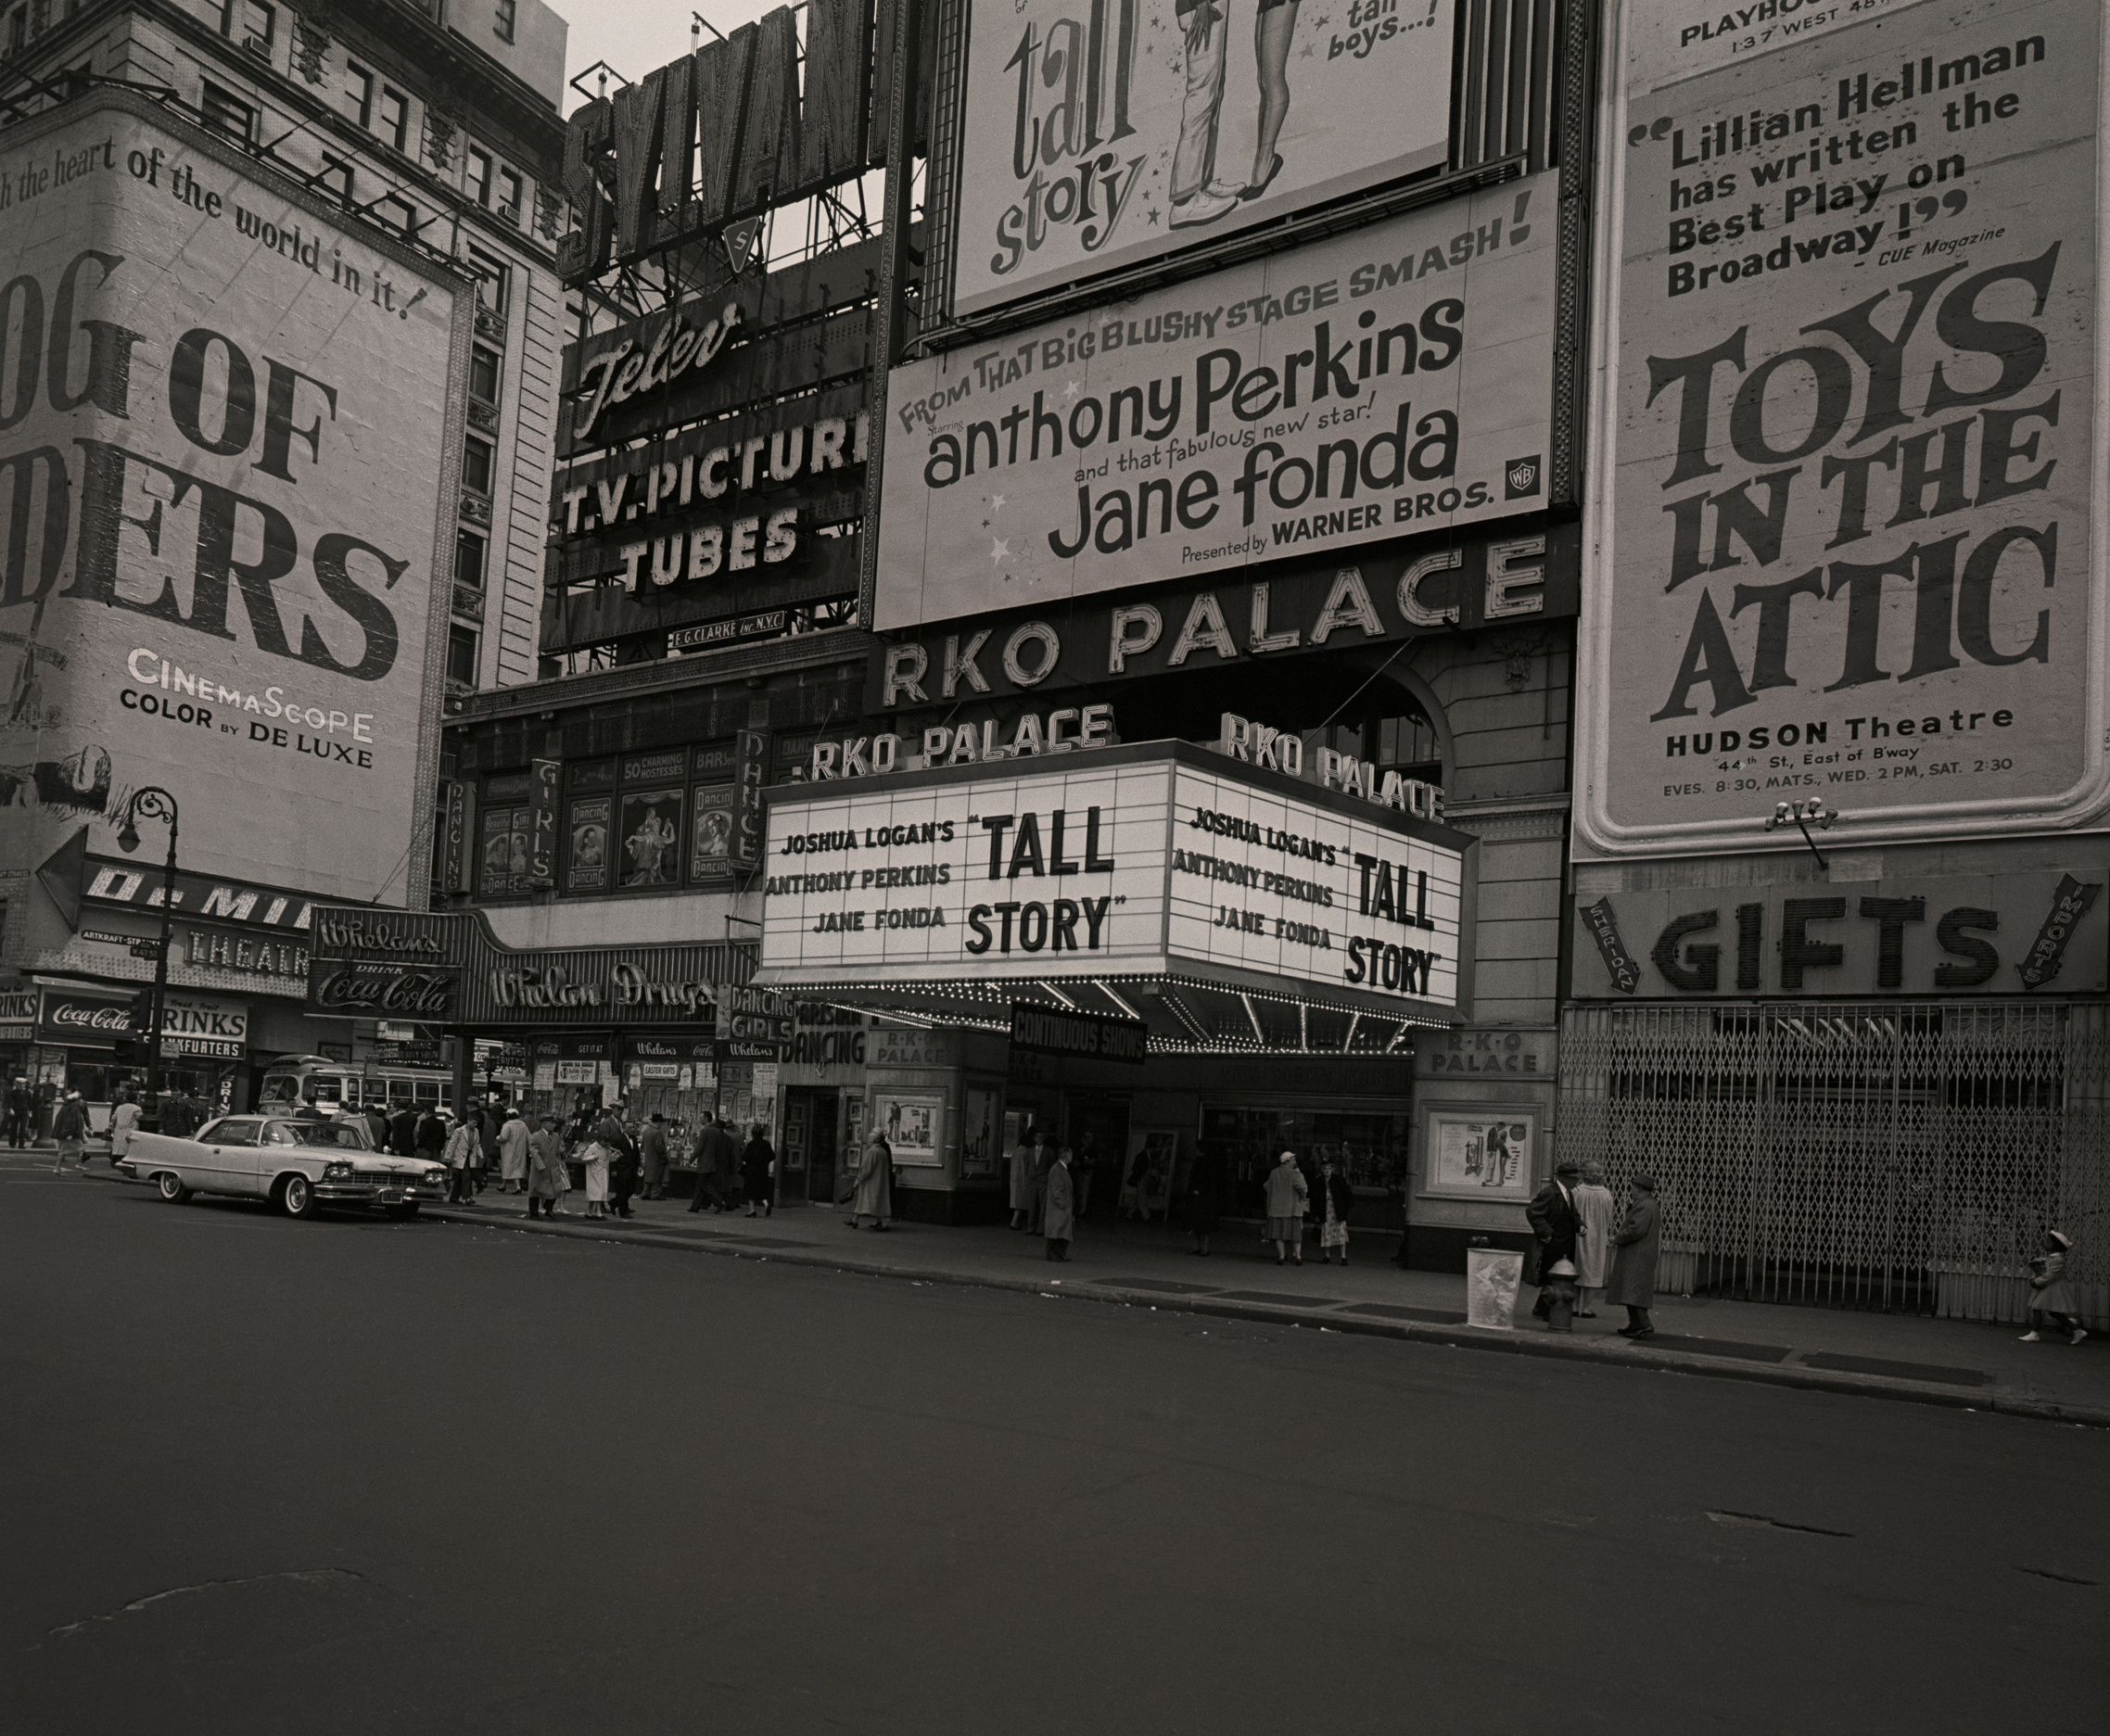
[51,1003,131,1032]
[314,967,455,1015]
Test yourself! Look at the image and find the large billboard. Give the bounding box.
[947,0,1455,317]
[1576,0,2109,856]
[0,97,462,904]
[877,172,1556,631]
[753,741,1470,1020]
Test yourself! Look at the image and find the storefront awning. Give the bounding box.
[749,741,1477,1055]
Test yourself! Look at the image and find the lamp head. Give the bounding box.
[117,819,140,854]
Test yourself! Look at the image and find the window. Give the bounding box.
[200,82,255,143]
[468,345,500,404]
[376,193,416,239]
[343,59,373,128]
[497,168,523,221]
[6,7,26,54]
[466,146,492,207]
[236,0,273,47]
[316,156,353,204]
[493,0,515,43]
[466,246,509,317]
[446,625,478,688]
[454,528,488,590]
[378,84,407,152]
[478,802,531,896]
[461,435,493,495]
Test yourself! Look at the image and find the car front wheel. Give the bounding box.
[279,1174,318,1219]
[157,1172,192,1203]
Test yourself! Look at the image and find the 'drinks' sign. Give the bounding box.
[0,103,457,897]
[877,174,1554,631]
[1576,0,2108,854]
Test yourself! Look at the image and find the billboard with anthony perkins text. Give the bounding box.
[949,0,1455,316]
[0,97,462,904]
[878,172,1555,631]
[1575,0,2108,855]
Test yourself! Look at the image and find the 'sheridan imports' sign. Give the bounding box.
[0,98,460,899]
[1576,0,2109,855]
[877,174,1556,630]
[753,743,1468,1020]
[949,0,1455,317]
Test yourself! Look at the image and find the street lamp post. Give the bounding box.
[117,787,180,1128]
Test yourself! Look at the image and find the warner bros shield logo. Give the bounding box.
[1505,455,1543,501]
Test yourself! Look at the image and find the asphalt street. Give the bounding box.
[5,1162,2104,1735]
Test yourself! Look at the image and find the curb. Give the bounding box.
[413,1203,2110,1431]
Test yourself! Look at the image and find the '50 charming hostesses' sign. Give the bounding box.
[751,741,1471,1020]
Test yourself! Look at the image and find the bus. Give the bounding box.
[258,1054,455,1120]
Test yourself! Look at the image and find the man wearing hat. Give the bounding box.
[1606,1173,1664,1341]
[1524,1158,1584,1327]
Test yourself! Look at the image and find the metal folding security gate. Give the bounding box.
[1558,1001,2109,1326]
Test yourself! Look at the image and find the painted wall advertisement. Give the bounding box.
[0,99,460,903]
[1578,0,2108,855]
[878,173,1556,630]
[948,0,1455,316]
[753,742,1468,1020]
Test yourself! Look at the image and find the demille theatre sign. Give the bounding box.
[751,741,1475,1026]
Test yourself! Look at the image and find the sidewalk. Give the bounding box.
[419,1189,2110,1427]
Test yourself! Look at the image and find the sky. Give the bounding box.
[558,0,782,112]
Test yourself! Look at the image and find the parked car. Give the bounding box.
[117,1113,450,1220]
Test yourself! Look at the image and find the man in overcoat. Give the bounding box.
[1524,1159,1583,1324]
[1607,1173,1664,1341]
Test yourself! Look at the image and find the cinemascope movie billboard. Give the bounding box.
[1576,0,2108,855]
[948,0,1455,317]
[0,100,461,899]
[878,171,1555,631]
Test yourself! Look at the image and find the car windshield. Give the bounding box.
[286,1121,372,1149]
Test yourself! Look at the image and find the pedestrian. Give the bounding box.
[108,1090,141,1169]
[6,1076,33,1148]
[1265,1148,1308,1266]
[51,1089,88,1174]
[1008,1125,1040,1230]
[1073,1130,1098,1219]
[389,1100,420,1158]
[1315,1154,1355,1265]
[475,1107,498,1194]
[1607,1172,1664,1341]
[741,1122,775,1216]
[1572,1160,1616,1318]
[1043,1145,1075,1261]
[578,1119,613,1220]
[1029,1133,1057,1235]
[2020,1230,2088,1345]
[640,1113,670,1200]
[1525,1159,1584,1327]
[688,1115,735,1213]
[847,1130,893,1231]
[599,1105,641,1219]
[520,1114,565,1218]
[498,1105,529,1195]
[362,1099,390,1152]
[442,1111,479,1205]
[1183,1140,1222,1256]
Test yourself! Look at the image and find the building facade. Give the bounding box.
[0,0,567,1128]
[1567,0,2108,1325]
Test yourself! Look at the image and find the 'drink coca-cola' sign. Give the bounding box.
[307,959,459,1017]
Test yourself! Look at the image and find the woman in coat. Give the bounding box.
[740,1124,776,1217]
[847,1133,893,1230]
[1264,1149,1309,1267]
[1183,1142,1222,1257]
[1606,1172,1663,1341]
[2020,1230,2086,1345]
[525,1114,567,1219]
[1042,1146,1075,1261]
[1009,1127,1039,1230]
[1572,1161,1617,1317]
